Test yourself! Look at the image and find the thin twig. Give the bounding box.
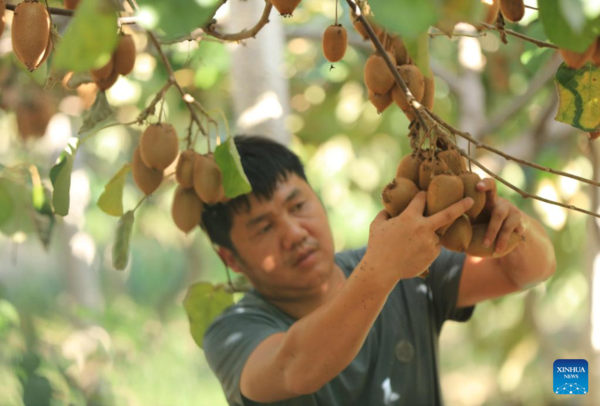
[426,109,600,189]
[429,28,487,38]
[137,81,172,123]
[346,0,429,132]
[481,22,559,49]
[205,0,273,41]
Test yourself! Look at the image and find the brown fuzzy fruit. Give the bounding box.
[500,0,525,22]
[91,58,114,81]
[441,215,473,252]
[459,172,486,219]
[16,95,54,140]
[589,131,600,140]
[172,185,204,234]
[391,64,425,111]
[395,153,421,185]
[0,0,5,35]
[176,150,197,189]
[419,157,448,190]
[426,174,464,234]
[388,36,408,65]
[482,0,500,25]
[140,123,179,171]
[132,146,163,195]
[382,177,419,217]
[592,38,600,66]
[322,25,347,63]
[422,72,435,110]
[193,154,226,204]
[11,1,51,71]
[64,0,80,10]
[467,223,524,258]
[368,90,393,114]
[438,150,462,175]
[271,0,301,17]
[113,34,136,75]
[560,41,597,69]
[353,20,369,40]
[364,52,397,95]
[93,68,119,91]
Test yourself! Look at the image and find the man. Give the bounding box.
[201,135,556,406]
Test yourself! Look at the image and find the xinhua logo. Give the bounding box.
[554,359,588,395]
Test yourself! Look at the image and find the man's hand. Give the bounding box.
[365,191,474,282]
[475,178,527,254]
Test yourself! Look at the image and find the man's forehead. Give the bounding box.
[237,174,308,218]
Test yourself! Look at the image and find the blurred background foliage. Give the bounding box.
[0,0,599,405]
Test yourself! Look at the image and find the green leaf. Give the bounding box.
[554,62,600,132]
[214,137,252,199]
[112,211,135,271]
[183,282,234,349]
[0,178,36,236]
[435,0,486,36]
[79,91,116,135]
[539,0,597,52]
[404,32,431,78]
[369,0,439,40]
[53,0,119,72]
[136,0,220,41]
[0,183,13,227]
[97,164,131,217]
[31,181,55,250]
[50,138,79,216]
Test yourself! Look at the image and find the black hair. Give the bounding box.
[200,135,307,253]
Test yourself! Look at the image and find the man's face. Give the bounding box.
[223,173,337,301]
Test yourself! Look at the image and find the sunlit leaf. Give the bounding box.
[554,62,600,132]
[214,136,252,199]
[53,0,119,72]
[112,211,135,271]
[183,282,234,349]
[405,32,431,78]
[369,0,439,40]
[79,91,116,135]
[136,0,220,41]
[98,164,131,217]
[539,0,598,52]
[49,138,79,216]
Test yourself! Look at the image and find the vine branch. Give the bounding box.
[204,0,273,41]
[481,22,559,49]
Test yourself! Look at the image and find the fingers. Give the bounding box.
[495,213,522,253]
[428,197,474,231]
[483,203,510,248]
[477,178,498,212]
[405,191,427,215]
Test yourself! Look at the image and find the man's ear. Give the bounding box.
[217,246,244,274]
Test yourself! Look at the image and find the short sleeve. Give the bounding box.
[426,248,474,332]
[203,309,285,406]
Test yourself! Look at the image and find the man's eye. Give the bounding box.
[259,224,272,234]
[292,202,305,212]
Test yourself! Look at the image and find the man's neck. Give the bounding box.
[267,264,347,320]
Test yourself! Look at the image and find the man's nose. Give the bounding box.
[281,217,309,251]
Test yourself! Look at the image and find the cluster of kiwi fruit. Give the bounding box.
[382,148,524,258]
[131,123,227,234]
[10,0,52,72]
[89,33,136,91]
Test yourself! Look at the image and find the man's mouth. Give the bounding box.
[294,249,317,266]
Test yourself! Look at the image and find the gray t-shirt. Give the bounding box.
[203,247,474,406]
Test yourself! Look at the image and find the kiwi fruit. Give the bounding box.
[353,19,369,40]
[322,24,347,63]
[388,36,408,65]
[467,223,524,258]
[91,58,114,81]
[140,123,179,171]
[368,90,393,114]
[64,0,80,10]
[391,64,425,112]
[426,174,464,234]
[560,41,596,69]
[132,146,163,195]
[94,68,119,91]
[364,52,397,95]
[0,0,5,35]
[589,131,600,140]
[172,185,204,234]
[438,150,462,175]
[16,94,54,140]
[441,215,473,252]
[11,1,51,72]
[459,172,486,219]
[500,0,525,23]
[482,0,500,25]
[419,157,448,190]
[592,38,600,66]
[381,177,419,217]
[270,0,302,17]
[193,154,226,204]
[176,150,197,189]
[113,34,136,75]
[422,71,435,110]
[395,153,421,185]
